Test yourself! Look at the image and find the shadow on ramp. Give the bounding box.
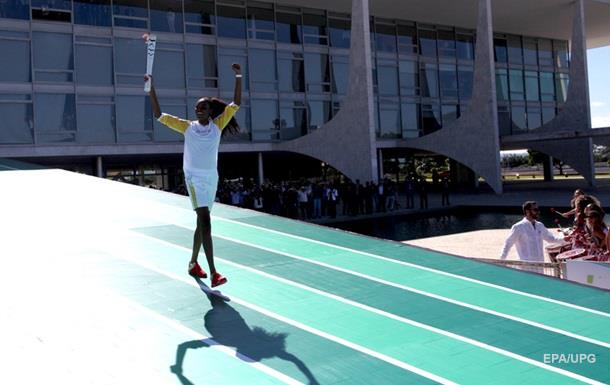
[170,279,320,385]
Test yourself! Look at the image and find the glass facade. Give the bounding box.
[0,0,571,147]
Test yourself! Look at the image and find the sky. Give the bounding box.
[588,45,610,128]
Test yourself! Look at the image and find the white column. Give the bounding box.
[96,156,103,178]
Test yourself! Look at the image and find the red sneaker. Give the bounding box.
[211,272,227,287]
[188,262,207,278]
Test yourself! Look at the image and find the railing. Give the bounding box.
[472,258,562,278]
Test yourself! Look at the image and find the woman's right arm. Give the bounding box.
[147,75,189,134]
[146,75,162,119]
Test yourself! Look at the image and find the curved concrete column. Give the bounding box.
[393,0,503,193]
[508,0,595,186]
[273,0,378,183]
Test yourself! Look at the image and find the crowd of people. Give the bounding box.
[192,175,453,220]
[551,189,610,261]
[501,189,610,266]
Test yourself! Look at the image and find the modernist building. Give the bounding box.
[1,0,610,192]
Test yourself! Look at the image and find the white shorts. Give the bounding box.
[185,170,218,210]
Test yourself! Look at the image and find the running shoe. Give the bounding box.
[188,262,207,278]
[211,272,227,287]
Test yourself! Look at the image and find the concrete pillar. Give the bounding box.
[96,156,103,178]
[274,0,378,184]
[257,152,264,186]
[524,0,595,187]
[396,0,503,193]
[138,166,144,186]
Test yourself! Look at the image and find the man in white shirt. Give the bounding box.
[500,201,565,265]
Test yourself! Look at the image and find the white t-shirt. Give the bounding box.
[158,103,239,175]
[500,217,563,261]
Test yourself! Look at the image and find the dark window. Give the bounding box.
[116,95,153,143]
[378,100,400,138]
[542,106,555,124]
[0,95,33,144]
[74,0,111,26]
[458,65,473,100]
[399,60,418,96]
[527,106,541,129]
[184,0,215,35]
[303,11,327,45]
[186,44,218,89]
[456,33,474,61]
[418,28,437,58]
[421,104,441,134]
[217,5,246,39]
[442,104,458,125]
[524,71,539,101]
[113,0,148,29]
[538,39,553,67]
[154,43,185,88]
[329,17,350,48]
[251,99,278,141]
[249,49,277,92]
[76,95,115,143]
[377,60,398,96]
[439,64,458,99]
[278,52,304,93]
[495,69,509,101]
[247,5,275,40]
[304,53,330,93]
[437,29,455,58]
[114,37,146,85]
[420,63,438,98]
[0,32,31,82]
[331,55,348,94]
[74,0,112,27]
[507,36,522,65]
[0,0,30,19]
[494,38,508,63]
[150,0,184,33]
[555,73,569,103]
[308,100,332,130]
[397,24,417,55]
[280,101,307,139]
[34,93,77,143]
[32,0,71,22]
[375,22,396,53]
[75,38,113,85]
[511,104,526,132]
[276,11,302,44]
[509,69,524,100]
[539,72,555,102]
[33,32,73,82]
[497,106,511,136]
[523,38,537,66]
[219,48,248,91]
[554,40,569,68]
[401,103,419,138]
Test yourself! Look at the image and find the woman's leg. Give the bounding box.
[191,220,202,264]
[196,207,217,275]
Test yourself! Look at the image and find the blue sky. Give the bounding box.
[588,46,610,128]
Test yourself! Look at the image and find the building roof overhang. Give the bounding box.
[274,0,610,48]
